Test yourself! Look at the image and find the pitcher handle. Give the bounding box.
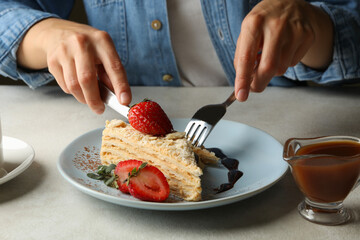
[355,179,360,189]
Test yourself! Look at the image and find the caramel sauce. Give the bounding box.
[291,141,360,203]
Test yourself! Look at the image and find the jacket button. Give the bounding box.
[151,20,162,30]
[162,74,173,82]
[217,28,224,40]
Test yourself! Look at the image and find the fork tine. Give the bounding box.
[184,122,194,137]
[185,92,236,147]
[191,126,207,146]
[196,126,212,147]
[185,122,199,141]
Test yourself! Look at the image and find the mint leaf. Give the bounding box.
[88,164,118,188]
[87,173,104,180]
[125,162,148,186]
[105,174,116,186]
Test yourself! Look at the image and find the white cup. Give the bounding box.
[0,117,7,178]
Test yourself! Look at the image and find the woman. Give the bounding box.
[0,0,359,113]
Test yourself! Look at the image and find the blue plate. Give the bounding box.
[57,119,288,210]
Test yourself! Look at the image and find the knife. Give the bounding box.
[99,81,130,119]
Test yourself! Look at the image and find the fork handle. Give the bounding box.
[222,91,236,107]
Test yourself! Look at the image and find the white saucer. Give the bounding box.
[0,136,35,185]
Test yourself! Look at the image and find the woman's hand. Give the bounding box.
[17,18,131,114]
[234,0,334,101]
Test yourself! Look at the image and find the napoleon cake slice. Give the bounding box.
[100,119,218,201]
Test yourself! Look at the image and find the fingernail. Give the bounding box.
[120,92,130,105]
[95,106,105,115]
[236,89,249,102]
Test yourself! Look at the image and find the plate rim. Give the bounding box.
[57,119,288,210]
[0,136,35,185]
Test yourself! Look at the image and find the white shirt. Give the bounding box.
[167,0,229,86]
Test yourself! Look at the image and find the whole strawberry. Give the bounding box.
[128,100,173,136]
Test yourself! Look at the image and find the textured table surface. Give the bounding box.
[1,85,359,240]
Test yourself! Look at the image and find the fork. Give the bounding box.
[185,91,236,147]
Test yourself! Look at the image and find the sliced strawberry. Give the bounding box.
[114,160,143,193]
[128,164,170,202]
[128,100,173,136]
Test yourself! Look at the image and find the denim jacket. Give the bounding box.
[0,0,359,88]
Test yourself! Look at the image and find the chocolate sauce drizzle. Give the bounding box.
[207,148,243,193]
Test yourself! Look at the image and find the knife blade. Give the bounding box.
[99,81,130,119]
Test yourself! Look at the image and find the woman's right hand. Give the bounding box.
[17,18,131,114]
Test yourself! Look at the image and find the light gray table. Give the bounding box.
[1,85,359,240]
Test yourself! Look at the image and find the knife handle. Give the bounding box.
[98,81,130,119]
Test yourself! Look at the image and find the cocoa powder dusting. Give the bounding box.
[73,146,101,172]
[76,177,101,189]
